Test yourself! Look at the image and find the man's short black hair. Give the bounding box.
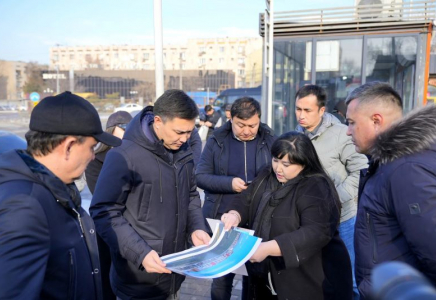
[204,105,213,112]
[153,89,199,122]
[295,85,327,108]
[231,97,261,120]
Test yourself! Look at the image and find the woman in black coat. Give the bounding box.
[222,132,353,300]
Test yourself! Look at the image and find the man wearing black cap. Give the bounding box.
[0,91,120,300]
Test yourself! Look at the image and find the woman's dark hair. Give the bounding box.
[94,126,116,154]
[271,131,341,211]
[153,89,199,122]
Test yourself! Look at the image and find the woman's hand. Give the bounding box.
[250,240,282,263]
[220,210,241,231]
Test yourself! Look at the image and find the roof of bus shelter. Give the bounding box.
[259,0,436,37]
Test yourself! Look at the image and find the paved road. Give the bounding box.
[0,112,244,299]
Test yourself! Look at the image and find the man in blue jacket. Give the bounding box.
[0,92,121,299]
[90,89,210,300]
[346,82,436,299]
[196,97,276,300]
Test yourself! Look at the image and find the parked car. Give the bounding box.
[114,103,143,113]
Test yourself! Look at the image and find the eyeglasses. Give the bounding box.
[117,123,128,130]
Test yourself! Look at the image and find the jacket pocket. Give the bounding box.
[68,249,77,300]
[366,212,378,263]
[138,184,152,222]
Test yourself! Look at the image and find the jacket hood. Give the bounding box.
[296,112,341,136]
[0,150,81,209]
[371,104,436,164]
[123,109,191,164]
[212,120,274,145]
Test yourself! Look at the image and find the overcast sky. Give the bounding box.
[0,0,354,64]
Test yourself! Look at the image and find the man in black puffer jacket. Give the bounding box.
[346,82,436,299]
[90,90,210,300]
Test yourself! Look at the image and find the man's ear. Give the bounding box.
[319,106,326,115]
[62,137,77,160]
[154,115,163,128]
[372,113,383,133]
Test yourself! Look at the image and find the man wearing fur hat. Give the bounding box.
[346,82,436,299]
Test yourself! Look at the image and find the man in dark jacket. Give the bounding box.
[90,89,210,300]
[0,92,121,299]
[196,97,276,300]
[346,82,436,299]
[200,104,222,139]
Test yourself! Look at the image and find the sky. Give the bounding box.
[0,0,353,64]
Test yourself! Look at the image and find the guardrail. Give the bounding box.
[259,0,436,36]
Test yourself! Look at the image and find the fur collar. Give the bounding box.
[371,104,436,164]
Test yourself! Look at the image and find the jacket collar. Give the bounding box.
[370,104,436,164]
[123,109,192,165]
[296,113,341,138]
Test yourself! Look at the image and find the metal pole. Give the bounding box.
[56,65,60,94]
[179,53,183,90]
[69,68,74,92]
[267,0,274,128]
[154,0,164,101]
[207,87,210,102]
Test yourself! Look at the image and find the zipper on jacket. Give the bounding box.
[68,250,76,299]
[72,207,84,235]
[171,163,180,296]
[366,212,378,263]
[244,142,247,183]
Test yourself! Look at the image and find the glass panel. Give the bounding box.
[273,40,312,135]
[315,38,363,114]
[365,36,418,112]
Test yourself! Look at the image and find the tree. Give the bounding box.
[22,62,46,94]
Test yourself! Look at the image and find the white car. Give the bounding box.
[114,103,143,113]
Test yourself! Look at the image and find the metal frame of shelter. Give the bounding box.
[260,0,435,127]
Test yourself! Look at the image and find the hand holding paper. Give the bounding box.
[191,230,211,246]
[142,250,171,274]
[221,210,241,231]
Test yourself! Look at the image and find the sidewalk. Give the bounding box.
[180,275,243,300]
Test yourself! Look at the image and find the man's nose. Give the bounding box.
[346,126,351,136]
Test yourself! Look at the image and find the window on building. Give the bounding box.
[220,47,225,52]
[53,54,59,61]
[69,54,74,60]
[199,46,206,52]
[114,53,119,59]
[180,52,186,59]
[238,69,245,76]
[144,53,149,59]
[238,58,245,65]
[219,58,224,64]
[238,46,244,53]
[199,58,206,65]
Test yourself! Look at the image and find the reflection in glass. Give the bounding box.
[315,39,363,114]
[273,40,312,135]
[366,36,417,112]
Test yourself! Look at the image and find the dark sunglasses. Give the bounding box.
[117,123,128,130]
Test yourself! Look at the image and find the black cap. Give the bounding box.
[30,91,121,147]
[106,111,132,129]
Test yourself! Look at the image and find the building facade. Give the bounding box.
[49,37,262,89]
[0,60,27,100]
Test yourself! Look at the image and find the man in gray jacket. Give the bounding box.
[295,85,368,299]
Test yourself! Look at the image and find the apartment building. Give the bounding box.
[49,37,262,88]
[0,60,27,100]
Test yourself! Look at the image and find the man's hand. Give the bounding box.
[205,121,213,127]
[232,177,248,193]
[191,230,211,246]
[221,210,241,231]
[142,250,171,274]
[199,121,205,126]
[250,240,281,263]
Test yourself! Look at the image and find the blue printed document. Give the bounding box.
[161,221,261,278]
